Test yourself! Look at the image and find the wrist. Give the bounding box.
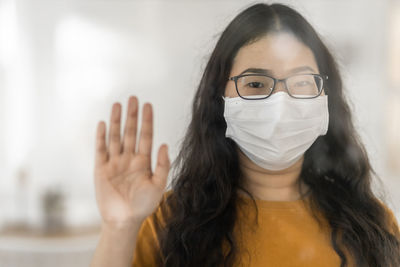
[101,218,144,233]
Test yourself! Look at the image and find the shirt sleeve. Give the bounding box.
[131,215,162,267]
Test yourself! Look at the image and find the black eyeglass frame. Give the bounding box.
[227,73,329,100]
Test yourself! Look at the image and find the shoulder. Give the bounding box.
[137,189,174,242]
[378,200,400,238]
[385,206,400,237]
[140,189,173,240]
[149,189,174,226]
[132,190,173,266]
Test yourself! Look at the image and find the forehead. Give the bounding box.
[231,32,319,76]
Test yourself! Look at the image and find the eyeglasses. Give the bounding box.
[228,73,328,100]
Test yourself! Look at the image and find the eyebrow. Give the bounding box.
[238,66,317,76]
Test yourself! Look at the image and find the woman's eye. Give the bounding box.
[247,82,264,88]
[295,81,311,87]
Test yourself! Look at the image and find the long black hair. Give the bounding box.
[151,3,400,266]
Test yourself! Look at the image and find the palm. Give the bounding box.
[94,96,170,225]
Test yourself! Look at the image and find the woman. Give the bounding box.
[90,3,400,267]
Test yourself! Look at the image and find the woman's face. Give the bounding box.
[224,32,323,97]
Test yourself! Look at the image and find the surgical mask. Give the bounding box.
[222,92,329,171]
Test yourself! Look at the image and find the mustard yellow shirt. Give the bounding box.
[132,191,399,267]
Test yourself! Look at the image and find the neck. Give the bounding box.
[237,148,309,201]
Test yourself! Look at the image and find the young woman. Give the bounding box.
[90,3,400,267]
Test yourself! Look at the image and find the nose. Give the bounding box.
[273,79,287,94]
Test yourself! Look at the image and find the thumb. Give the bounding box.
[152,144,170,189]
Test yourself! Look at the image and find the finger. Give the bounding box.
[122,96,138,154]
[108,103,122,156]
[152,144,170,189]
[95,121,108,167]
[138,103,153,157]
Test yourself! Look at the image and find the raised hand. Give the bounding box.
[93,96,170,227]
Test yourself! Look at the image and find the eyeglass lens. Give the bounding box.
[236,74,322,99]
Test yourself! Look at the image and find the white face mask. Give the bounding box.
[222,91,329,171]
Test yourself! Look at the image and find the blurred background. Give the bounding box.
[0,0,399,266]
